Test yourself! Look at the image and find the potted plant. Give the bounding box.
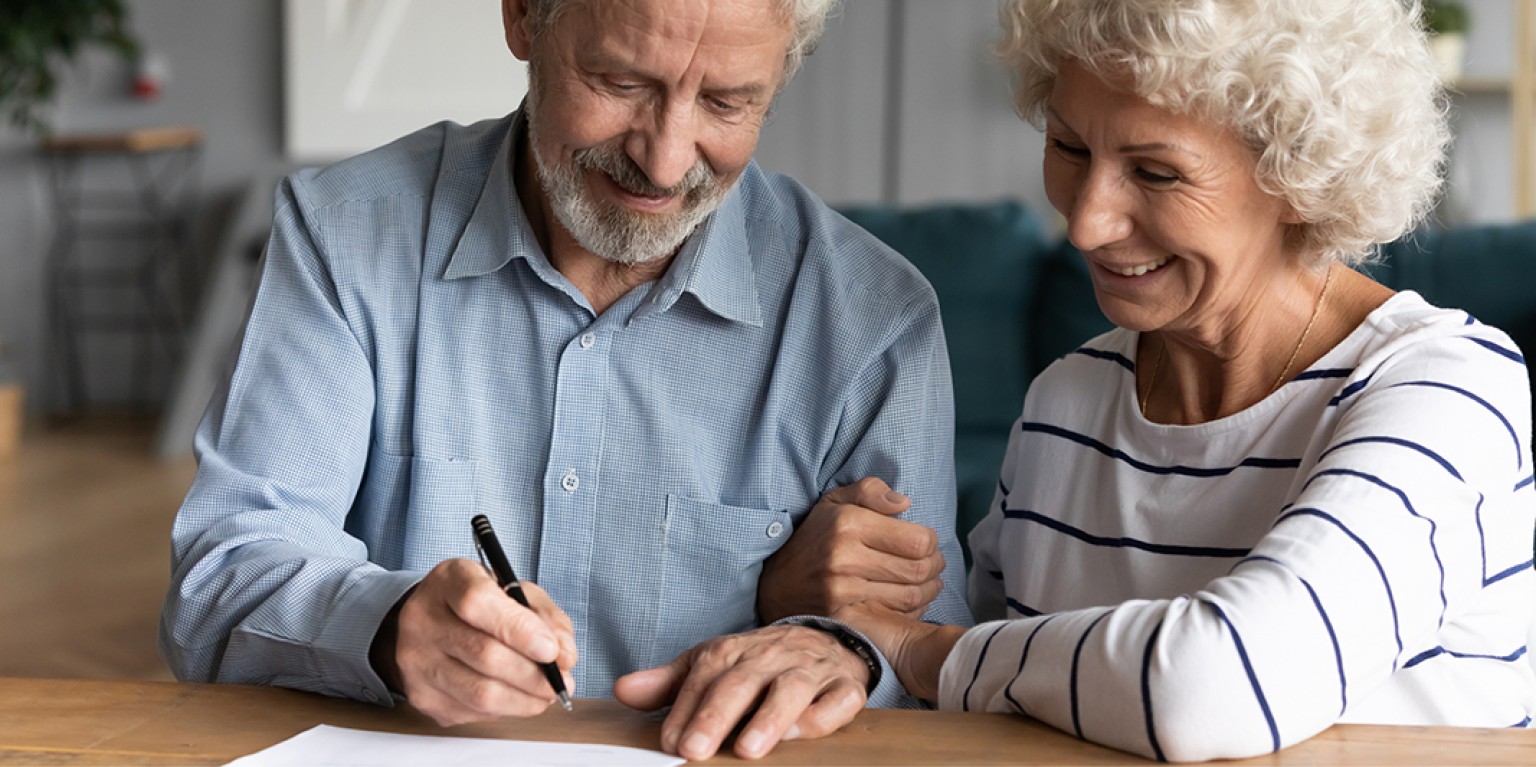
[1422,0,1471,81]
[0,0,138,134]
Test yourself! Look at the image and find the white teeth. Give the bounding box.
[1113,257,1170,277]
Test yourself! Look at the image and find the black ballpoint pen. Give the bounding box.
[470,514,574,712]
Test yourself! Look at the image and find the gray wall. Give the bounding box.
[0,0,1525,418]
[757,1,1048,212]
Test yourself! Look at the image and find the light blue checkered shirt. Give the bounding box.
[160,111,971,709]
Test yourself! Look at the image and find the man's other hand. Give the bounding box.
[758,477,945,623]
[374,558,577,726]
[613,625,868,760]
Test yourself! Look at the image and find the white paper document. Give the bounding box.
[224,724,685,767]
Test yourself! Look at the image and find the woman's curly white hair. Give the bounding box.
[999,0,1452,265]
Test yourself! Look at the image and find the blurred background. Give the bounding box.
[0,0,1530,683]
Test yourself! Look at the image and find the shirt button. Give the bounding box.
[561,470,580,493]
[766,520,785,538]
[579,332,596,349]
[361,687,379,703]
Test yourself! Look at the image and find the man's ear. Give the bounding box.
[503,0,534,61]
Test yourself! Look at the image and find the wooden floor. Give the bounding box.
[0,417,195,681]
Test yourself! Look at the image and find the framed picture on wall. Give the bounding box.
[283,0,527,163]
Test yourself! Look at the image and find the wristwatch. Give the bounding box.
[810,623,883,694]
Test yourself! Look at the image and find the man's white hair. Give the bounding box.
[524,0,839,86]
[999,0,1452,265]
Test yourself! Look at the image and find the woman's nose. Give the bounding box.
[1065,168,1134,252]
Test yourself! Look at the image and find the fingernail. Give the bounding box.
[885,490,907,504]
[531,635,557,660]
[662,729,679,753]
[682,733,712,758]
[783,724,802,741]
[738,729,766,756]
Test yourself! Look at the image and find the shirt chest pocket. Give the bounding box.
[651,495,793,666]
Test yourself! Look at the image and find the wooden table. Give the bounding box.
[0,677,1530,765]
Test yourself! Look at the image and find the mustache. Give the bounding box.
[572,145,717,199]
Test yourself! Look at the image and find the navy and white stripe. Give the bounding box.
[943,291,1536,762]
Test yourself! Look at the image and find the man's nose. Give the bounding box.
[626,102,700,191]
[1066,167,1134,253]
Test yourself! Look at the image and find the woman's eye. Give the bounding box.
[1135,168,1179,185]
[1051,139,1089,157]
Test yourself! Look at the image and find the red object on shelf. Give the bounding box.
[133,51,169,101]
[132,76,161,100]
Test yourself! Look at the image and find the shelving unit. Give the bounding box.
[1515,0,1534,217]
[40,126,204,411]
[1447,3,1535,220]
[1454,76,1514,93]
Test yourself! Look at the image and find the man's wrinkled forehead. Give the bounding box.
[540,0,793,86]
[530,0,791,36]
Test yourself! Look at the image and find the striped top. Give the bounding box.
[942,291,1536,761]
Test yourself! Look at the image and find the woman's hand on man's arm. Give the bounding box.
[833,602,967,703]
[757,477,948,623]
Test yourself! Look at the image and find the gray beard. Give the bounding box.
[527,111,729,266]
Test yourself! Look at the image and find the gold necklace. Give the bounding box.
[1269,264,1334,395]
[1140,264,1334,418]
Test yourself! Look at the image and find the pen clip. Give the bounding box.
[472,532,492,576]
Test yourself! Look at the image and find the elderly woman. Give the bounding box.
[833,0,1536,761]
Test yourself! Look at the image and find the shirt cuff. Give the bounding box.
[312,568,425,706]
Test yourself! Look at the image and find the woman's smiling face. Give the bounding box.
[1043,59,1300,338]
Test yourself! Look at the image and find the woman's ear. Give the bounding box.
[503,0,534,61]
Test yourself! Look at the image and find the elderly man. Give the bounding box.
[160,0,969,760]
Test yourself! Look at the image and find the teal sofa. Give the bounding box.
[838,202,1536,564]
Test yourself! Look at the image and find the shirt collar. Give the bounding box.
[644,180,762,327]
[442,108,762,327]
[442,111,537,281]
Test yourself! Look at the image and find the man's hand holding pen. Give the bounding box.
[372,558,578,727]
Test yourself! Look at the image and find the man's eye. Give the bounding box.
[705,96,742,114]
